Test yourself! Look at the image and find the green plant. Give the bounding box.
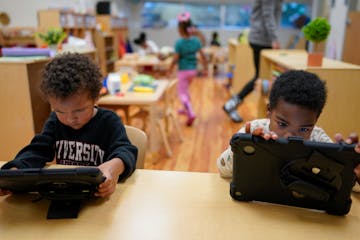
[38,27,67,45]
[302,17,331,43]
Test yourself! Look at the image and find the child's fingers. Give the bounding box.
[252,127,264,136]
[355,143,360,154]
[334,133,343,143]
[269,131,278,140]
[0,189,12,196]
[335,132,358,144]
[354,165,360,184]
[354,164,360,174]
[347,133,359,144]
[244,122,251,133]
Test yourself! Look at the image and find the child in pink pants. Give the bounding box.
[168,12,207,126]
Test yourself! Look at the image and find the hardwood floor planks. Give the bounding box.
[142,75,259,173]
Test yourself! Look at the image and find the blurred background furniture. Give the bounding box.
[0,58,50,160]
[97,79,168,154]
[129,78,183,157]
[227,38,255,94]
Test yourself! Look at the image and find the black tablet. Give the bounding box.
[230,133,360,215]
[0,167,105,219]
[0,167,105,200]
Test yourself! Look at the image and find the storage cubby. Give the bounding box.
[94,31,115,76]
[37,9,96,40]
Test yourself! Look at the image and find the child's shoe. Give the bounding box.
[186,114,196,126]
[223,96,241,113]
[223,96,243,123]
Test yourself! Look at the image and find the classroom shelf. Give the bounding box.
[37,9,96,41]
[95,31,115,76]
[96,14,129,59]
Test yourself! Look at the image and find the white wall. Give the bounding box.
[0,0,336,51]
[326,0,349,60]
[0,0,98,27]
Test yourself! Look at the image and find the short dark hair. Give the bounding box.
[269,70,327,116]
[40,52,102,100]
[134,32,146,45]
[178,19,193,36]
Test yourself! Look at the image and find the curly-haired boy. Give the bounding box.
[217,70,360,190]
[1,52,137,197]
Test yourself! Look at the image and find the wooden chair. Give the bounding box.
[125,125,148,169]
[128,79,183,157]
[161,78,183,141]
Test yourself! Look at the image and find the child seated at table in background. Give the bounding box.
[133,32,159,56]
[0,52,138,198]
[217,70,360,189]
[210,31,221,47]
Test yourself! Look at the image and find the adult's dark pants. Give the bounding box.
[236,43,272,100]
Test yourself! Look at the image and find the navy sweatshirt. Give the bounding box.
[1,107,138,181]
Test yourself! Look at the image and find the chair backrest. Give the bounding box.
[125,125,148,169]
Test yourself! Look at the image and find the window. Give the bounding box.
[141,1,311,29]
[224,4,252,28]
[141,2,220,28]
[184,3,221,28]
[141,2,181,28]
[281,2,310,28]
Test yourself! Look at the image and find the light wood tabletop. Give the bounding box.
[115,53,173,72]
[1,166,360,240]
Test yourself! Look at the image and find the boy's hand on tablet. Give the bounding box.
[0,167,17,196]
[0,189,12,196]
[335,132,360,184]
[244,122,278,141]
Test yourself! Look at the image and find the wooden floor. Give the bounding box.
[136,74,260,173]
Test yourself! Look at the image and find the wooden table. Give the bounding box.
[115,53,172,75]
[258,49,360,138]
[1,167,360,239]
[97,80,169,152]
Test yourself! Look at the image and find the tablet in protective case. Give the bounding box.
[0,167,105,200]
[230,133,360,215]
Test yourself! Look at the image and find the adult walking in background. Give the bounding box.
[223,0,283,123]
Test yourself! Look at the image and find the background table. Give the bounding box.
[115,54,172,77]
[1,166,360,240]
[97,80,169,152]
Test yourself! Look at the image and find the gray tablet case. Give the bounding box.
[230,133,360,215]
